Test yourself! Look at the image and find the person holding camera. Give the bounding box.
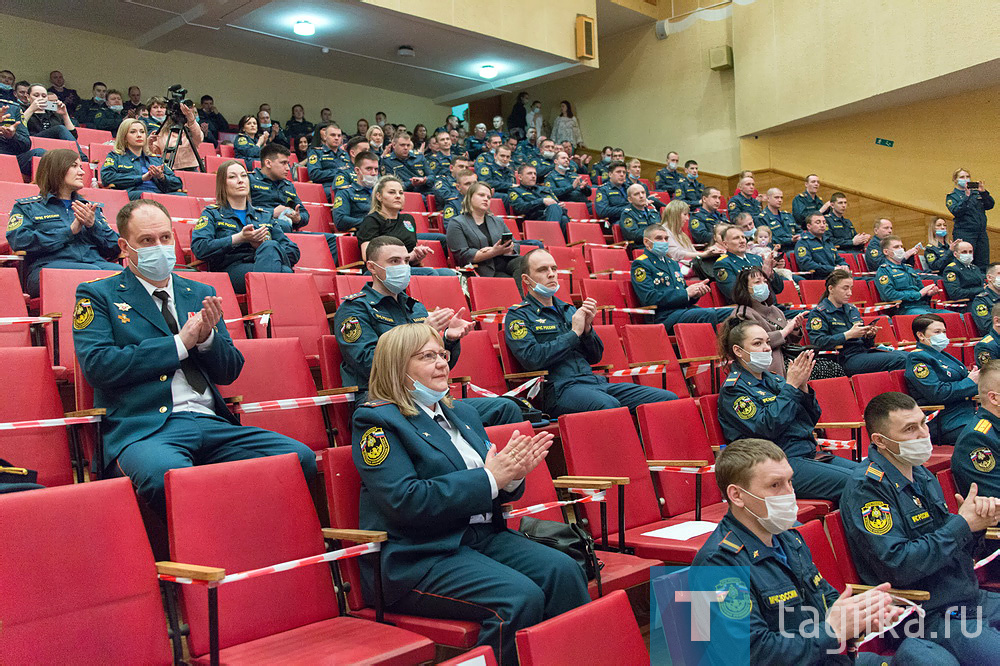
[100,118,183,200]
[447,182,520,277]
[22,84,78,143]
[151,101,203,172]
[948,168,994,269]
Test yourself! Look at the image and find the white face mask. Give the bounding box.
[738,346,771,374]
[892,248,906,261]
[958,253,974,265]
[879,435,933,467]
[740,488,798,535]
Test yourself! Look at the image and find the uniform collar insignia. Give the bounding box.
[113,302,132,311]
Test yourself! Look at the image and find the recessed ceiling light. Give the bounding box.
[479,65,498,79]
[293,20,315,36]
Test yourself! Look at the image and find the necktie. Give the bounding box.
[153,289,208,394]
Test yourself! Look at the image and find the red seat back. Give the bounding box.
[591,324,629,374]
[333,274,372,302]
[415,239,449,268]
[825,511,862,584]
[76,127,113,146]
[177,171,216,199]
[402,191,426,213]
[809,376,866,457]
[245,272,328,357]
[485,421,562,529]
[566,221,607,247]
[336,235,362,266]
[30,136,80,154]
[0,153,23,184]
[674,322,721,396]
[287,232,337,270]
[562,202,591,221]
[140,191,201,219]
[697,394,726,447]
[317,335,353,446]
[178,271,247,339]
[523,220,566,247]
[88,143,114,170]
[468,276,522,313]
[0,182,40,215]
[0,478,171,664]
[196,143,217,159]
[78,187,129,221]
[167,455,335,657]
[489,198,509,217]
[449,330,507,397]
[300,203,334,234]
[799,280,827,305]
[937,469,960,513]
[795,519,847,592]
[322,446,369,610]
[294,182,327,204]
[0,267,30,347]
[622,324,690,396]
[40,267,121,375]
[862,315,898,346]
[589,247,631,281]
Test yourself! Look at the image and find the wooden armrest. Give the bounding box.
[552,478,612,490]
[449,376,471,384]
[591,269,613,276]
[318,387,358,396]
[629,360,670,368]
[816,421,864,428]
[591,364,614,371]
[326,312,338,319]
[848,584,930,602]
[40,311,61,320]
[566,240,587,247]
[471,306,504,315]
[224,395,243,405]
[65,408,106,417]
[711,445,722,454]
[677,355,721,363]
[504,370,548,380]
[558,475,630,485]
[648,459,710,467]
[321,528,387,543]
[156,561,226,581]
[337,261,364,269]
[595,304,615,310]
[185,259,205,269]
[874,301,902,307]
[919,405,945,412]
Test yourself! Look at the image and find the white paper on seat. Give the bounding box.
[641,521,717,541]
[457,656,487,666]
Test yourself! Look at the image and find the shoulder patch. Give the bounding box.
[194,216,209,231]
[878,274,890,285]
[6,213,23,232]
[946,271,957,282]
[633,266,647,283]
[912,362,930,379]
[864,464,884,482]
[861,501,893,535]
[733,396,757,420]
[339,316,362,343]
[809,317,822,330]
[359,426,390,466]
[72,298,94,330]
[508,319,528,340]
[978,303,990,317]
[970,446,996,473]
[717,268,728,282]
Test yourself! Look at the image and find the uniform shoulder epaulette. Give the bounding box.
[974,419,993,435]
[206,204,219,209]
[723,371,740,386]
[343,291,366,301]
[84,273,118,284]
[946,262,957,268]
[509,301,529,310]
[360,400,390,408]
[15,195,41,204]
[864,464,884,482]
[636,254,647,261]
[719,531,743,554]
[717,253,728,260]
[983,335,994,344]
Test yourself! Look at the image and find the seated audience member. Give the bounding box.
[725,268,806,376]
[654,151,683,195]
[617,183,660,246]
[47,70,79,116]
[675,160,704,209]
[717,319,862,500]
[0,70,16,103]
[874,235,948,314]
[864,218,909,271]
[122,86,142,114]
[233,115,268,171]
[100,118,183,200]
[631,225,730,332]
[152,102,203,172]
[465,123,488,159]
[564,141,591,174]
[808,270,907,375]
[714,225,784,303]
[794,213,849,279]
[924,217,957,274]
[957,360,1000,497]
[727,176,761,220]
[542,149,592,205]
[411,124,429,153]
[507,164,570,232]
[447,183,521,277]
[941,240,984,302]
[92,89,125,134]
[594,160,629,224]
[589,145,612,181]
[191,160,299,293]
[357,176,452,276]
[729,170,761,199]
[747,224,794,282]
[306,123,349,200]
[757,188,799,252]
[14,80,31,111]
[505,248,677,416]
[528,138,557,180]
[426,130,455,178]
[974,304,1000,367]
[248,142,308,232]
[381,132,431,194]
[824,192,869,253]
[479,144,515,195]
[73,198,315,515]
[366,124,387,158]
[293,134,310,162]
[792,174,830,227]
[433,155,472,202]
[74,81,108,127]
[144,96,167,136]
[23,83,79,143]
[7,149,121,297]
[0,101,40,176]
[904,314,979,446]
[254,109,286,147]
[352,323,588,666]
[843,391,1000,663]
[197,95,228,146]
[332,135,372,192]
[474,133,502,169]
[334,236,519,426]
[948,168,994,269]
[971,264,1000,335]
[692,438,951,666]
[689,187,728,245]
[658,199,719,278]
[333,150,380,232]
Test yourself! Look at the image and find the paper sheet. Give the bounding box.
[641,521,717,541]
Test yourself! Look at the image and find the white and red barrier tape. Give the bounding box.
[589,270,630,278]
[0,254,24,261]
[683,363,712,378]
[817,439,856,451]
[235,393,355,414]
[647,464,715,473]
[610,364,666,377]
[858,304,897,314]
[0,415,101,431]
[976,547,1000,570]
[224,312,271,326]
[609,307,656,316]
[0,316,52,326]
[158,541,380,587]
[296,266,364,275]
[463,376,544,400]
[503,489,607,519]
[856,595,925,647]
[472,312,504,324]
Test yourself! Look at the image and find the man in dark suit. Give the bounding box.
[73,199,315,514]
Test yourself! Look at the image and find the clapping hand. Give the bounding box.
[785,350,814,390]
[484,430,555,487]
[825,583,905,645]
[72,201,97,228]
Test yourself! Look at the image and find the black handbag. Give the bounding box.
[518,516,603,583]
[499,396,549,426]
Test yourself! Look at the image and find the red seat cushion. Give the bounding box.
[591,550,663,599]
[353,609,480,648]
[622,520,713,563]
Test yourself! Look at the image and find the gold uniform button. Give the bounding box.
[159,374,168,381]
[159,406,168,413]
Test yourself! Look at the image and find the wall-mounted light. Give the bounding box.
[293,20,315,36]
[479,65,498,79]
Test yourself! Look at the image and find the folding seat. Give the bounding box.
[301,203,334,233]
[0,153,23,183]
[78,187,129,222]
[515,590,647,665]
[333,273,372,301]
[88,143,114,169]
[415,239,450,268]
[588,246,631,281]
[33,156,93,185]
[408,274,468,313]
[566,222,616,265]
[316,335,360,447]
[523,220,566,247]
[295,165,309,182]
[203,155,228,173]
[218,143,235,158]
[590,323,631,383]
[30,136,81,155]
[562,201,593,221]
[245,272,331,363]
[774,279,803,307]
[0,346,96,485]
[621,324,691,397]
[176,171,216,200]
[336,234,364,269]
[673,322,724,395]
[468,276,523,345]
[489,197,510,218]
[140,191,202,220]
[798,279,827,306]
[544,245,588,293]
[448,329,508,399]
[163,454,435,665]
[196,142,217,159]
[175,271,252,339]
[74,127,112,147]
[559,407,716,563]
[0,478,174,664]
[808,376,868,460]
[842,253,870,275]
[402,191,426,213]
[578,279,639,333]
[288,232,338,271]
[0,182,42,214]
[501,217,523,240]
[0,266,38,348]
[294,181,328,204]
[696,393,727,449]
[862,314,899,346]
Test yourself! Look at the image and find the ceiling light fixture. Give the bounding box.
[479,65,498,79]
[293,20,315,36]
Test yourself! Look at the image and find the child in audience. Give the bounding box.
[748,225,793,281]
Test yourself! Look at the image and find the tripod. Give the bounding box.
[162,122,206,173]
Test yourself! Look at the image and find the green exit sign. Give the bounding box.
[875,138,894,147]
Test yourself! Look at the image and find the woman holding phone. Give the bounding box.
[446,182,520,277]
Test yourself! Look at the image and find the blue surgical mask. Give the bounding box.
[151,114,166,123]
[127,241,176,282]
[374,262,411,294]
[739,347,772,373]
[687,172,697,180]
[602,155,611,163]
[650,240,670,258]
[407,375,450,407]
[751,284,770,302]
[530,278,559,299]
[109,104,123,113]
[94,96,105,103]
[935,228,947,237]
[928,332,949,352]
[957,178,969,188]
[555,164,568,173]
[667,161,678,169]
[0,82,11,92]
[260,123,272,130]
[743,228,755,238]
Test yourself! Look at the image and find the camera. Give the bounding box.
[968,181,980,190]
[44,101,59,112]
[165,84,194,125]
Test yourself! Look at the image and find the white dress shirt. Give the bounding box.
[136,275,215,415]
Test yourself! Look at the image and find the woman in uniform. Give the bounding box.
[100,118,183,200]
[233,115,267,171]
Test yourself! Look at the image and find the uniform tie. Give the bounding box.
[153,289,208,394]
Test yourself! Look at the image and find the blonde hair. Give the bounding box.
[461,182,492,216]
[753,225,771,243]
[927,216,949,245]
[661,199,693,251]
[113,118,151,156]
[368,323,453,417]
[370,175,404,215]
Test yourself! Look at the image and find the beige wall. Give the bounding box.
[732,0,1000,136]
[0,13,448,130]
[501,13,740,175]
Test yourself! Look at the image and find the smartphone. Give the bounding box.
[867,317,882,326]
[45,101,59,112]
[968,181,980,190]
[500,231,513,244]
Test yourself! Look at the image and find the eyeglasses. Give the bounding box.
[411,350,450,363]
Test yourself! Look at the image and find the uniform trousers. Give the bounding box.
[926,589,1000,664]
[115,412,316,515]
[547,379,676,417]
[841,350,907,376]
[787,454,860,502]
[386,523,590,666]
[225,239,293,293]
[657,306,732,332]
